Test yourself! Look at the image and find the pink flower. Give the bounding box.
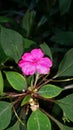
[18,49,52,75]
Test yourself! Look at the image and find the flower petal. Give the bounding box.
[31,49,44,59]
[22,53,33,62]
[38,57,52,67]
[18,60,24,67]
[36,57,52,74]
[37,64,50,74]
[19,61,36,75]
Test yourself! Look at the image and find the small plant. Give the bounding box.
[0,26,73,130]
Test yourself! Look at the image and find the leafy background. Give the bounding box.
[0,0,73,130]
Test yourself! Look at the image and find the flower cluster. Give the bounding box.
[18,48,52,75]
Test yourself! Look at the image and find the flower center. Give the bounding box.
[33,58,38,64]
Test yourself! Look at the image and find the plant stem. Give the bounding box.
[33,73,39,87]
[64,84,73,90]
[34,93,55,103]
[37,74,50,87]
[37,78,52,90]
[37,75,73,90]
[52,77,73,82]
[13,105,25,126]
[3,92,27,98]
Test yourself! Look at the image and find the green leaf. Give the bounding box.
[0,16,12,23]
[0,101,12,130]
[0,44,8,64]
[59,125,73,130]
[51,31,73,46]
[27,109,51,130]
[50,114,73,130]
[38,84,62,98]
[5,71,26,91]
[27,75,34,86]
[23,38,36,51]
[22,10,36,37]
[0,71,4,95]
[0,26,24,63]
[57,93,73,122]
[59,0,72,15]
[40,43,52,60]
[57,48,73,76]
[21,95,31,106]
[57,119,73,130]
[7,122,20,130]
[37,16,47,28]
[63,126,73,130]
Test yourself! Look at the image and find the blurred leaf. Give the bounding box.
[37,16,47,28]
[23,38,36,51]
[7,122,20,130]
[22,10,36,37]
[0,16,12,23]
[38,84,62,98]
[5,71,26,91]
[40,43,52,60]
[29,0,39,10]
[27,109,51,130]
[51,31,73,46]
[0,71,4,95]
[52,104,62,117]
[57,48,73,76]
[57,93,73,122]
[0,101,12,130]
[21,95,30,106]
[59,0,72,15]
[0,42,8,65]
[0,26,24,63]
[49,7,59,16]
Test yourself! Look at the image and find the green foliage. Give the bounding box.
[0,26,24,63]
[38,84,63,98]
[23,38,36,51]
[5,71,26,91]
[0,44,8,64]
[0,16,13,24]
[60,125,73,130]
[51,115,73,130]
[59,0,72,15]
[37,16,47,28]
[22,10,36,37]
[0,101,12,130]
[51,31,73,46]
[27,109,51,130]
[21,95,31,106]
[57,48,73,76]
[40,43,53,60]
[57,93,73,122]
[7,122,20,130]
[0,0,73,130]
[0,71,4,95]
